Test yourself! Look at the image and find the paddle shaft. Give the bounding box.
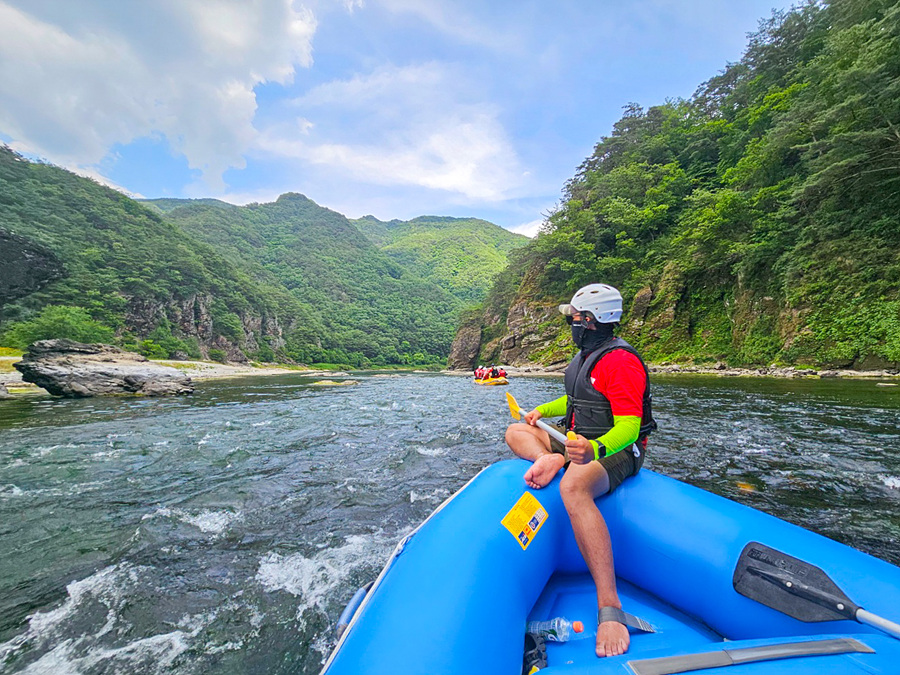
[776,570,900,639]
[857,609,900,639]
[517,410,568,444]
[537,419,568,444]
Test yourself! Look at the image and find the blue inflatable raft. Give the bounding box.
[321,459,900,674]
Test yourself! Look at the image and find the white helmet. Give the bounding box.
[558,284,623,323]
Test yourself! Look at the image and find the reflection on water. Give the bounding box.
[0,373,898,674]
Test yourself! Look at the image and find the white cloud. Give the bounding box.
[257,63,525,202]
[292,63,440,109]
[0,0,316,190]
[342,0,365,13]
[371,0,520,53]
[508,219,544,238]
[215,187,286,207]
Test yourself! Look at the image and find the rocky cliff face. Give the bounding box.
[446,322,482,370]
[124,294,286,362]
[448,268,574,369]
[0,230,64,305]
[447,297,573,370]
[0,232,285,364]
[498,300,565,366]
[456,264,900,370]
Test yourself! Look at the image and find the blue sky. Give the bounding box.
[0,0,795,236]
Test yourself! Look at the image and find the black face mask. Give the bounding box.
[570,321,587,349]
[570,321,614,351]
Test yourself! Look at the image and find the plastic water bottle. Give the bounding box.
[525,617,584,642]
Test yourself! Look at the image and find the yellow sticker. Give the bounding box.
[501,492,548,550]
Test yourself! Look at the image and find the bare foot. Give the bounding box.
[523,453,566,489]
[596,620,629,657]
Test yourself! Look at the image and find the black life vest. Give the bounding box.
[563,336,657,440]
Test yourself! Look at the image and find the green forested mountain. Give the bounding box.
[458,0,900,370]
[0,149,498,366]
[0,147,300,362]
[149,195,464,364]
[353,215,527,303]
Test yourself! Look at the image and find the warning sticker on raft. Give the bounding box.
[501,492,548,550]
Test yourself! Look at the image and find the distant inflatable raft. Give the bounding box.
[474,376,508,386]
[322,459,900,675]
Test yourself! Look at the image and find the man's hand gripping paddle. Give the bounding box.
[505,392,573,445]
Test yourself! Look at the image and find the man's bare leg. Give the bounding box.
[559,463,629,657]
[504,424,566,489]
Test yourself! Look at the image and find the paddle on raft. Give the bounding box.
[733,541,900,640]
[505,392,571,445]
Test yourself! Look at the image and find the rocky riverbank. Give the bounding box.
[651,363,900,379]
[445,363,900,380]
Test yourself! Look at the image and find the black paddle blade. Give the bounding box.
[733,542,860,623]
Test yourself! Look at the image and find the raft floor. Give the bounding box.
[528,572,893,674]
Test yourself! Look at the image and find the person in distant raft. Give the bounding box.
[504,283,656,659]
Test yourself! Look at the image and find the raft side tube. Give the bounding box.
[590,469,900,641]
[322,460,570,675]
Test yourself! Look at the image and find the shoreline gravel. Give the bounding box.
[3,355,899,395]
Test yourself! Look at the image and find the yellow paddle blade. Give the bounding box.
[505,392,522,420]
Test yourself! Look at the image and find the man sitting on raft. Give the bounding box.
[505,283,656,658]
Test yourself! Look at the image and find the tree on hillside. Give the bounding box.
[472,0,900,368]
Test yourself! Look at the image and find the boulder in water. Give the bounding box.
[312,379,359,386]
[14,339,194,397]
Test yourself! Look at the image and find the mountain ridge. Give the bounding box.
[0,149,518,367]
[352,214,527,303]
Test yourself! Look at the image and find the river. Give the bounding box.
[0,373,898,674]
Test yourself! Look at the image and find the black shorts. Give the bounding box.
[548,419,644,493]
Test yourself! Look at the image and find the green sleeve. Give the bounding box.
[536,394,567,418]
[594,415,641,458]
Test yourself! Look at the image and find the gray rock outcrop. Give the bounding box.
[14,339,194,397]
[500,300,562,366]
[447,323,483,370]
[0,384,11,400]
[123,293,287,363]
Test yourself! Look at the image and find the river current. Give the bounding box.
[0,373,898,674]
